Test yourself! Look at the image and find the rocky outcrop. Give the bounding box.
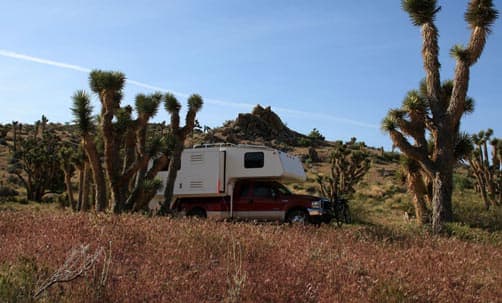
[216,105,306,146]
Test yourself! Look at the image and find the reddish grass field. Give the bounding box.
[1,209,501,303]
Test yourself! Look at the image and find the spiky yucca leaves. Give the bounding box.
[463,0,498,64]
[402,0,439,26]
[164,93,181,113]
[316,139,371,202]
[188,94,203,111]
[136,92,162,120]
[186,94,203,131]
[71,90,95,135]
[89,70,126,95]
[465,0,498,29]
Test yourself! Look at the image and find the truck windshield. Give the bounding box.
[274,182,292,196]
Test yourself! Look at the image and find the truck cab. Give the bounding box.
[176,179,332,224]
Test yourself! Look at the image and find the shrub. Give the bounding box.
[307,128,325,142]
[0,186,18,197]
[376,151,401,163]
[0,257,45,303]
[453,173,474,191]
[296,137,311,147]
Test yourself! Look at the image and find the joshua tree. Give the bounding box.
[160,93,203,212]
[466,129,501,209]
[382,0,498,233]
[71,90,108,211]
[316,139,371,202]
[89,70,127,213]
[88,71,163,213]
[8,117,65,202]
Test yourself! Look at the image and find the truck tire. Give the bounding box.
[187,208,207,219]
[286,209,309,224]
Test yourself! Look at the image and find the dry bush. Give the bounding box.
[0,209,501,302]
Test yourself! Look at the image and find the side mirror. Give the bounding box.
[271,190,277,199]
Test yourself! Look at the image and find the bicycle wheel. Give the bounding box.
[334,205,343,227]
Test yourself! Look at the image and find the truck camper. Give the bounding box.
[150,144,332,223]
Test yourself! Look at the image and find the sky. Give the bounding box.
[0,1,500,150]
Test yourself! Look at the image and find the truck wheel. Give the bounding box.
[286,209,309,224]
[187,208,206,219]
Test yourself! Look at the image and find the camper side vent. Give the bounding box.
[190,154,204,163]
[190,181,204,189]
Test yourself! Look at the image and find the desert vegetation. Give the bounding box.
[0,207,500,303]
[0,1,501,302]
[383,0,498,232]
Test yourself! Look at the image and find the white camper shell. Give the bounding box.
[150,144,306,205]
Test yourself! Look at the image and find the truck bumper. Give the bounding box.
[307,208,333,223]
[307,208,331,217]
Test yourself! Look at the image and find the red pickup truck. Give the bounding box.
[174,179,332,224]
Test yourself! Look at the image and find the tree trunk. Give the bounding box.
[83,136,107,212]
[162,141,184,212]
[431,169,454,233]
[81,165,91,211]
[77,166,84,211]
[408,172,429,225]
[100,94,122,213]
[64,171,76,211]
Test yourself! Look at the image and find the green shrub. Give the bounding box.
[444,223,502,245]
[296,137,311,147]
[0,257,42,303]
[307,128,325,141]
[453,173,474,191]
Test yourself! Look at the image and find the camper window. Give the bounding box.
[244,152,264,168]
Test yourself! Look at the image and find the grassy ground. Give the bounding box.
[0,199,501,303]
[1,126,501,301]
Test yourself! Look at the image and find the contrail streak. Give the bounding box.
[0,49,91,73]
[0,49,378,128]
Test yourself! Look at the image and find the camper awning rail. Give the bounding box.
[193,143,273,150]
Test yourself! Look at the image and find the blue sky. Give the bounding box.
[0,1,500,149]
